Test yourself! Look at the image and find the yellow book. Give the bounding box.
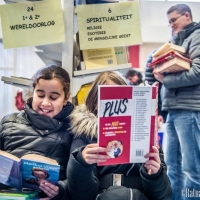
[114,47,128,65]
[83,48,117,70]
[152,42,185,58]
[156,57,190,73]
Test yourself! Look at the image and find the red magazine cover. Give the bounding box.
[98,85,158,166]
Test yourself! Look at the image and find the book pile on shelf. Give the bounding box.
[0,189,39,200]
[149,42,192,74]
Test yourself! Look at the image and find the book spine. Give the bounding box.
[157,57,190,73]
[149,85,158,153]
[149,53,175,67]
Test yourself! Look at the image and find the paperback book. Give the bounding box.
[98,85,158,166]
[0,189,39,200]
[149,50,192,73]
[0,151,60,191]
[82,47,117,69]
[152,42,185,58]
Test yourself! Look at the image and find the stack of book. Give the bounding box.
[0,189,39,200]
[149,43,192,74]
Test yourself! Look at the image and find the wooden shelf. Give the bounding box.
[74,63,132,76]
[1,76,31,89]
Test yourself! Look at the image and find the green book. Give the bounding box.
[0,189,39,200]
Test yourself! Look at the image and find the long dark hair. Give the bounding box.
[85,71,127,115]
[31,64,70,99]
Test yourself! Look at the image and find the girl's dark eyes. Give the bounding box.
[37,95,57,100]
[50,97,57,100]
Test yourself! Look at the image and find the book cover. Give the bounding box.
[152,42,185,58]
[0,152,21,190]
[82,48,117,70]
[0,189,39,200]
[0,151,60,191]
[0,196,28,200]
[156,56,190,73]
[21,159,60,191]
[114,46,128,65]
[149,50,191,67]
[98,85,158,166]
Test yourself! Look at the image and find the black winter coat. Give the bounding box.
[145,51,168,122]
[0,101,74,200]
[67,104,172,200]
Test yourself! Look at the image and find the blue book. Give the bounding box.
[0,151,60,191]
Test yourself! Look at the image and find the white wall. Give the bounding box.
[0,42,45,119]
[140,1,200,43]
[138,1,200,69]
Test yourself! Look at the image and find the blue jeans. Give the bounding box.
[166,110,200,200]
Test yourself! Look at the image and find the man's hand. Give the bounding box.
[153,70,164,83]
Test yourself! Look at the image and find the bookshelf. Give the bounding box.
[74,63,132,76]
[1,0,132,98]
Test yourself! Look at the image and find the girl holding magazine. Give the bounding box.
[67,71,172,200]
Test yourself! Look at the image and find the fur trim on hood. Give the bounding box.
[69,104,98,140]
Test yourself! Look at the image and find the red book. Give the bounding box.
[149,50,192,73]
[98,85,158,166]
[149,50,191,67]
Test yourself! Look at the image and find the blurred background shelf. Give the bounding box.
[74,63,132,76]
[1,76,31,90]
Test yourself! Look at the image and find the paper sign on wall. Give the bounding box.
[0,0,65,49]
[76,1,142,50]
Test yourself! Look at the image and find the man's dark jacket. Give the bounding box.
[145,51,168,122]
[146,22,200,112]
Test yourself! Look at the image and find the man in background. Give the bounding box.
[126,69,143,86]
[145,53,168,127]
[152,4,200,200]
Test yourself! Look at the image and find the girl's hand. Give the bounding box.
[39,181,59,199]
[144,146,161,175]
[82,143,111,164]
